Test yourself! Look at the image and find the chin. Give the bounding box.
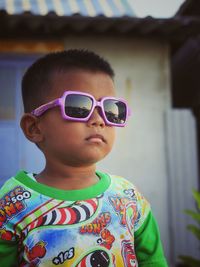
[79,153,108,166]
[64,147,111,167]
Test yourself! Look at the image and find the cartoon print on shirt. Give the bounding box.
[124,189,136,199]
[97,228,115,250]
[0,187,31,227]
[0,175,155,266]
[0,228,13,241]
[125,202,138,236]
[52,247,75,265]
[20,240,47,267]
[80,212,111,235]
[74,248,111,267]
[121,240,137,267]
[14,198,100,239]
[109,196,135,226]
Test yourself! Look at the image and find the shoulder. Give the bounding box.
[0,171,33,215]
[102,172,150,207]
[108,173,134,187]
[105,173,151,231]
[0,172,27,241]
[0,175,19,198]
[108,174,144,198]
[0,170,33,193]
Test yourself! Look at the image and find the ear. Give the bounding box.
[20,113,44,144]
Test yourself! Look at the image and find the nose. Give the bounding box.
[87,107,105,127]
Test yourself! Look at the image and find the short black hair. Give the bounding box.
[22,49,115,113]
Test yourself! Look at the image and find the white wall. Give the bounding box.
[64,35,171,261]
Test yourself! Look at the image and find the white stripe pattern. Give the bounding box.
[2,0,136,17]
[40,204,51,213]
[6,0,14,14]
[53,209,62,225]
[68,0,80,14]
[37,0,48,15]
[74,205,86,221]
[44,212,54,225]
[86,254,92,266]
[63,208,71,224]
[15,200,61,232]
[17,212,38,230]
[81,201,93,216]
[99,0,113,17]
[83,0,96,17]
[53,0,64,16]
[32,220,39,229]
[113,0,126,16]
[22,0,31,11]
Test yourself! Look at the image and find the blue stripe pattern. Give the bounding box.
[0,0,136,17]
[13,0,23,14]
[91,0,104,16]
[29,0,40,14]
[46,0,55,13]
[59,0,72,16]
[77,0,88,16]
[123,0,136,16]
[0,0,4,9]
[109,0,123,17]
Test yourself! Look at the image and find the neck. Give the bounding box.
[36,160,98,190]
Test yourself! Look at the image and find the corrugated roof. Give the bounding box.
[0,0,200,44]
[0,0,136,17]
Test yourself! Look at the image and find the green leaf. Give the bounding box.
[184,210,200,224]
[179,190,200,266]
[179,255,200,267]
[187,224,200,240]
[192,189,200,210]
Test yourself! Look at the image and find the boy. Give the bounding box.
[0,50,168,266]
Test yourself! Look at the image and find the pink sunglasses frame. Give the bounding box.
[31,91,131,127]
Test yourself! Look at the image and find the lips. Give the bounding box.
[86,134,106,143]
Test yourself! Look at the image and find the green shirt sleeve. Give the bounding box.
[0,239,18,267]
[135,211,168,267]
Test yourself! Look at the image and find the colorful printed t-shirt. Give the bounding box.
[0,171,168,267]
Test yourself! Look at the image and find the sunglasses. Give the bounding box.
[31,91,131,127]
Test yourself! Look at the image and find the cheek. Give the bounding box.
[107,129,116,150]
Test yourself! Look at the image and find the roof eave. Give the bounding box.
[0,12,200,43]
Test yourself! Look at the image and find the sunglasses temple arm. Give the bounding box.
[128,107,132,117]
[31,99,60,116]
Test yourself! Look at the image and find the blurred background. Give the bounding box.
[0,0,199,266]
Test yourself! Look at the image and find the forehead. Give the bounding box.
[48,69,116,100]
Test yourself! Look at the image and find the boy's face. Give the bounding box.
[38,69,116,167]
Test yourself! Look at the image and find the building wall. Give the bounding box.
[63,35,171,261]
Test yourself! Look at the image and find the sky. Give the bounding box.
[132,0,186,18]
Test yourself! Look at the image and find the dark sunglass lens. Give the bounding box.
[65,94,93,118]
[104,100,126,124]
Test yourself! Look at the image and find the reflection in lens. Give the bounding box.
[104,100,126,124]
[65,95,93,118]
